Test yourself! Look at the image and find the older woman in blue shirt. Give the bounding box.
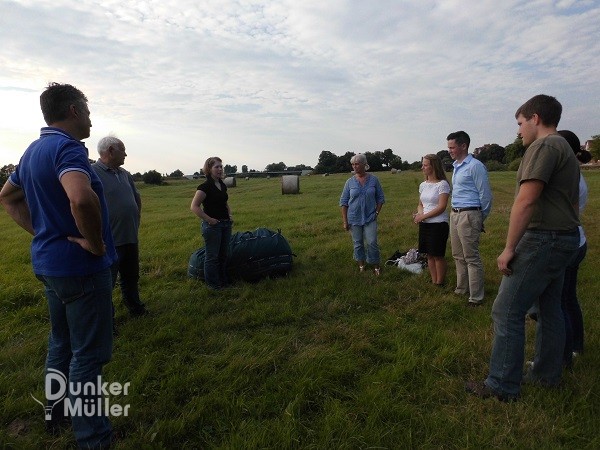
[340,153,385,275]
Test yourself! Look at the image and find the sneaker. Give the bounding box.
[521,366,559,387]
[45,414,70,436]
[525,360,534,370]
[465,380,517,402]
[130,307,148,317]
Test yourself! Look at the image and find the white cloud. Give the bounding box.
[1,0,599,174]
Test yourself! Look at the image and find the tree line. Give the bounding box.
[2,135,599,186]
[312,134,600,174]
[311,142,522,174]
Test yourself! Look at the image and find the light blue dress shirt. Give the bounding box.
[451,154,492,220]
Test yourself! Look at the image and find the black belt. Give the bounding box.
[452,207,481,213]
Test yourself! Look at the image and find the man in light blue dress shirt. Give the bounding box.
[447,131,492,306]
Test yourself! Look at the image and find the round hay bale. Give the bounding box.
[281,175,300,195]
[223,176,236,187]
[266,175,271,179]
[245,176,250,181]
[323,173,329,177]
[391,168,397,174]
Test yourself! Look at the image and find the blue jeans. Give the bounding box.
[350,221,380,264]
[485,230,579,398]
[562,242,586,364]
[202,220,232,288]
[111,243,146,314]
[37,268,114,448]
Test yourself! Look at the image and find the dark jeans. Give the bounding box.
[486,229,579,397]
[201,220,232,289]
[37,268,113,448]
[111,243,146,314]
[562,242,587,365]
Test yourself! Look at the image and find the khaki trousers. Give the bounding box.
[450,210,484,303]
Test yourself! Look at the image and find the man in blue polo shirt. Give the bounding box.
[0,83,116,448]
[447,131,493,306]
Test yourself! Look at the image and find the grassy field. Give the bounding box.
[1,170,599,449]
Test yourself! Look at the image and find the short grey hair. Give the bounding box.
[97,135,123,155]
[350,153,368,165]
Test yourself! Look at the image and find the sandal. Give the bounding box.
[374,267,381,276]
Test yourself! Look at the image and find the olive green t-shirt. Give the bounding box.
[516,134,580,231]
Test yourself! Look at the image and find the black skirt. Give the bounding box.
[418,222,449,257]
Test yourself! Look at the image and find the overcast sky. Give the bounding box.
[1,0,598,175]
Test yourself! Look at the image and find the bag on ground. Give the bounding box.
[188,227,294,282]
[385,248,427,274]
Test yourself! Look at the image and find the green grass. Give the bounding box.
[1,171,599,449]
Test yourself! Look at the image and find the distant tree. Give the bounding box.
[315,151,338,174]
[132,172,143,181]
[474,144,505,164]
[168,169,184,178]
[390,156,403,170]
[1,164,16,184]
[508,157,522,171]
[401,160,412,171]
[437,150,453,172]
[504,137,526,164]
[335,152,355,173]
[381,149,396,168]
[409,161,422,171]
[142,170,163,185]
[364,151,383,171]
[588,135,600,161]
[193,171,201,179]
[241,165,248,173]
[287,164,313,172]
[485,160,507,171]
[265,162,286,172]
[224,164,237,175]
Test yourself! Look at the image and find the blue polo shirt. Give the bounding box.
[9,127,117,276]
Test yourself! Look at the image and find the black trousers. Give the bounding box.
[110,243,145,314]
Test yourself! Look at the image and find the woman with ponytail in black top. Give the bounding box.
[191,157,233,289]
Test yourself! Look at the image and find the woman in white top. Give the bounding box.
[413,154,451,286]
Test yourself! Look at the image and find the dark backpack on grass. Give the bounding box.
[188,228,294,282]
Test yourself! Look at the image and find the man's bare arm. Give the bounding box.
[0,181,34,235]
[60,171,106,256]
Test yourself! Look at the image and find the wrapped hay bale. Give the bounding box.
[223,176,236,187]
[281,175,300,195]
